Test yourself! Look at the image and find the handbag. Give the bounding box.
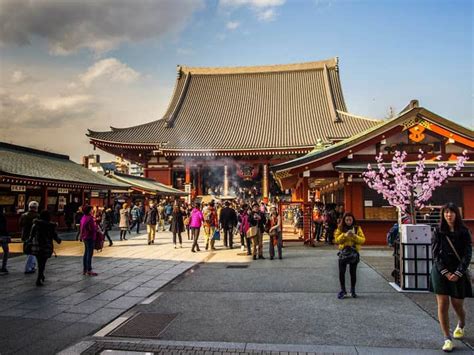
[24,227,40,256]
[338,246,359,264]
[183,217,190,226]
[246,226,258,239]
[444,234,471,279]
[212,229,221,241]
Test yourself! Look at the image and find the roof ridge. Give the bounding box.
[0,142,69,160]
[179,58,338,75]
[336,110,382,122]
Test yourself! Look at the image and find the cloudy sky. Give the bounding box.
[0,0,472,162]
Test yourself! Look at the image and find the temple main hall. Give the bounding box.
[87,58,381,201]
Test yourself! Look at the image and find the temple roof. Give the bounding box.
[0,142,129,189]
[108,172,188,196]
[87,58,381,151]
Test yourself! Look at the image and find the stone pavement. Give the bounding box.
[0,228,209,355]
[62,244,472,355]
[2,231,473,354]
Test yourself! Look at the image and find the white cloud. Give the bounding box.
[10,70,33,84]
[0,90,95,129]
[257,9,276,21]
[220,0,284,22]
[226,21,241,30]
[78,58,141,87]
[0,0,204,56]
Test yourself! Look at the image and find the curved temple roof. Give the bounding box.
[88,58,381,151]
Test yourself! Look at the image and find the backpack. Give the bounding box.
[24,224,40,256]
[95,229,105,251]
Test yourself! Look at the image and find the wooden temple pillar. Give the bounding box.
[196,166,202,196]
[185,164,191,184]
[262,163,269,203]
[43,187,48,211]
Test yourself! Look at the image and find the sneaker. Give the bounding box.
[453,325,464,339]
[86,271,98,276]
[180,244,183,248]
[241,246,245,251]
[337,290,347,299]
[350,289,357,298]
[174,244,177,249]
[442,339,454,352]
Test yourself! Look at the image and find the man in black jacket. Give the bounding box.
[249,202,266,260]
[144,201,158,245]
[219,201,237,248]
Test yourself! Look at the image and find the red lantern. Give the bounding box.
[237,164,259,181]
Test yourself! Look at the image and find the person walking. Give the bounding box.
[189,202,204,252]
[144,201,158,245]
[430,203,472,352]
[334,212,365,299]
[268,210,282,260]
[170,205,185,248]
[0,207,10,274]
[80,205,97,276]
[101,205,114,246]
[30,210,62,286]
[157,203,166,231]
[238,205,251,255]
[74,206,84,241]
[203,202,218,250]
[249,203,266,260]
[20,201,39,274]
[130,202,141,234]
[185,204,192,240]
[119,203,130,241]
[219,201,237,248]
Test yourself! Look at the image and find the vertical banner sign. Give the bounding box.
[184,184,191,204]
[58,195,66,212]
[262,164,269,201]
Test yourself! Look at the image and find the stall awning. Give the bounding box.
[108,172,188,196]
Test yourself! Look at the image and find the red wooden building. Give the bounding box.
[271,101,474,244]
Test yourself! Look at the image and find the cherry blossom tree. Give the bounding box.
[363,150,469,222]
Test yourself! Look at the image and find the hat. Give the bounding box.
[28,201,39,209]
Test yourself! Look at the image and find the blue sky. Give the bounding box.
[0,0,472,161]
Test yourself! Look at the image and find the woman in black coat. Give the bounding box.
[101,206,114,246]
[430,203,472,352]
[170,205,185,248]
[30,210,61,286]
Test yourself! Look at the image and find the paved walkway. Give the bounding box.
[2,231,473,354]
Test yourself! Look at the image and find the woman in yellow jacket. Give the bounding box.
[334,213,365,299]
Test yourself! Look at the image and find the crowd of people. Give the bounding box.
[0,196,472,352]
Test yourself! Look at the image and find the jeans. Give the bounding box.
[1,239,9,270]
[191,227,200,251]
[147,224,156,243]
[338,258,358,292]
[251,230,263,257]
[269,231,282,259]
[223,227,233,247]
[204,226,215,249]
[83,238,94,272]
[130,219,140,233]
[240,232,251,254]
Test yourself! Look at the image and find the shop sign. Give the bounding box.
[11,185,26,192]
[58,188,69,194]
[91,191,99,197]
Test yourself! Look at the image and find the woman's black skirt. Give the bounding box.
[430,264,473,299]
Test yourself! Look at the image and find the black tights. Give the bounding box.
[120,230,127,240]
[173,232,182,245]
[338,259,358,292]
[37,255,47,283]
